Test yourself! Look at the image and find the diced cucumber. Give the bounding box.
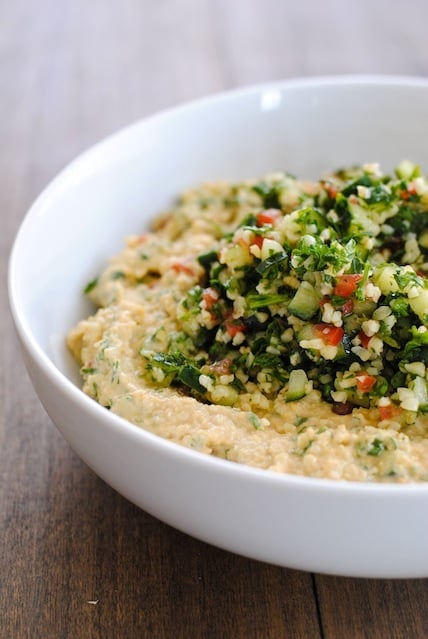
[373,264,400,294]
[408,287,428,322]
[261,238,284,261]
[335,335,351,360]
[297,324,317,341]
[395,160,421,180]
[419,229,428,249]
[343,390,370,408]
[288,281,321,320]
[353,299,377,316]
[286,369,309,402]
[349,202,382,235]
[221,243,253,268]
[412,376,428,411]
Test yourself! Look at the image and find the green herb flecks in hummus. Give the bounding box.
[68,161,428,482]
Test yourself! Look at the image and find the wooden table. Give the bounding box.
[2,1,428,637]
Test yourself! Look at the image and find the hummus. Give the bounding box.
[68,161,428,482]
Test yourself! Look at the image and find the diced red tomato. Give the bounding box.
[355,374,376,393]
[172,262,194,275]
[358,331,372,349]
[202,287,219,311]
[256,209,281,227]
[314,324,344,346]
[379,404,402,421]
[237,235,264,251]
[324,183,338,200]
[400,183,417,200]
[250,234,264,249]
[225,320,246,337]
[333,274,362,298]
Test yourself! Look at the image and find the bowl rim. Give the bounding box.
[9,73,428,496]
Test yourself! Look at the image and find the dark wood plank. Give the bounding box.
[315,576,428,639]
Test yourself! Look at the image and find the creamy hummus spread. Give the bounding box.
[68,161,428,482]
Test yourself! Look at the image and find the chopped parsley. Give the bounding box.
[84,277,98,294]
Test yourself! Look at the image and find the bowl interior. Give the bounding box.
[11,76,428,388]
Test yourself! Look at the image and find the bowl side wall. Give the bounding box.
[9,77,428,577]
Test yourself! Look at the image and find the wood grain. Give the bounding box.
[315,576,428,639]
[2,1,428,637]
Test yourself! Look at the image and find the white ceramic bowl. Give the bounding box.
[9,76,428,578]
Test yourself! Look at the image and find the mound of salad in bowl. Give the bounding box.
[68,160,428,482]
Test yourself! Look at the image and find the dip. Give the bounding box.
[67,161,428,482]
